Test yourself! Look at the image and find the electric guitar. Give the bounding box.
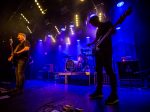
[95,7,132,51]
[9,38,19,65]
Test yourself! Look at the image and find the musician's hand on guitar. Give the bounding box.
[13,52,19,56]
[8,56,13,62]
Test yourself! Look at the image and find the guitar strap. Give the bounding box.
[12,44,20,55]
[95,7,132,48]
[96,28,113,48]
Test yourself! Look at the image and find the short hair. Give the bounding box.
[89,15,99,23]
[18,33,26,38]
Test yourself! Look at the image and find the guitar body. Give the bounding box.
[12,55,18,66]
[93,45,100,54]
[9,39,19,66]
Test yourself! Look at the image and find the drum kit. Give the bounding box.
[65,57,86,72]
[65,48,94,72]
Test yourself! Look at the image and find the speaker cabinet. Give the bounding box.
[117,61,139,79]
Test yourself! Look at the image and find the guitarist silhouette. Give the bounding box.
[8,33,30,94]
[87,7,132,104]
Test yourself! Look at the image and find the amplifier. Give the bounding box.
[117,60,139,78]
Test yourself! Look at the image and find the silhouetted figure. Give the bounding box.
[87,15,118,104]
[8,33,30,94]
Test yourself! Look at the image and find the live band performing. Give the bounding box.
[0,0,150,112]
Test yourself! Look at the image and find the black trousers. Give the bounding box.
[15,59,27,90]
[95,52,117,95]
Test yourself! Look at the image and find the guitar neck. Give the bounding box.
[96,7,132,48]
[96,27,113,47]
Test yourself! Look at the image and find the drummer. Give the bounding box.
[77,54,84,63]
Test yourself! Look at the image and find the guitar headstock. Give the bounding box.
[115,7,132,26]
[9,38,13,46]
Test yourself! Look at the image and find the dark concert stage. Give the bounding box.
[0,77,150,112]
[0,0,150,112]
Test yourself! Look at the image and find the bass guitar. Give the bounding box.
[95,7,132,51]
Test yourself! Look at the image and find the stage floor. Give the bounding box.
[0,80,150,112]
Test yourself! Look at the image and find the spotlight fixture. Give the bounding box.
[117,1,124,7]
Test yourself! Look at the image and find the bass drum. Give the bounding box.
[65,60,76,72]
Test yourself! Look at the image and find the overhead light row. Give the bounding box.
[27,26,32,33]
[34,0,46,15]
[75,14,79,27]
[20,13,30,24]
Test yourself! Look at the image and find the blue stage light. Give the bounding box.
[117,1,124,7]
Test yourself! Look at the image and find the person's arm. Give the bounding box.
[8,46,30,61]
[8,45,19,62]
[15,41,30,55]
[15,46,30,55]
[87,30,100,47]
[8,55,13,61]
[87,39,98,47]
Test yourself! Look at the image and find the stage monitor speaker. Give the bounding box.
[117,61,139,79]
